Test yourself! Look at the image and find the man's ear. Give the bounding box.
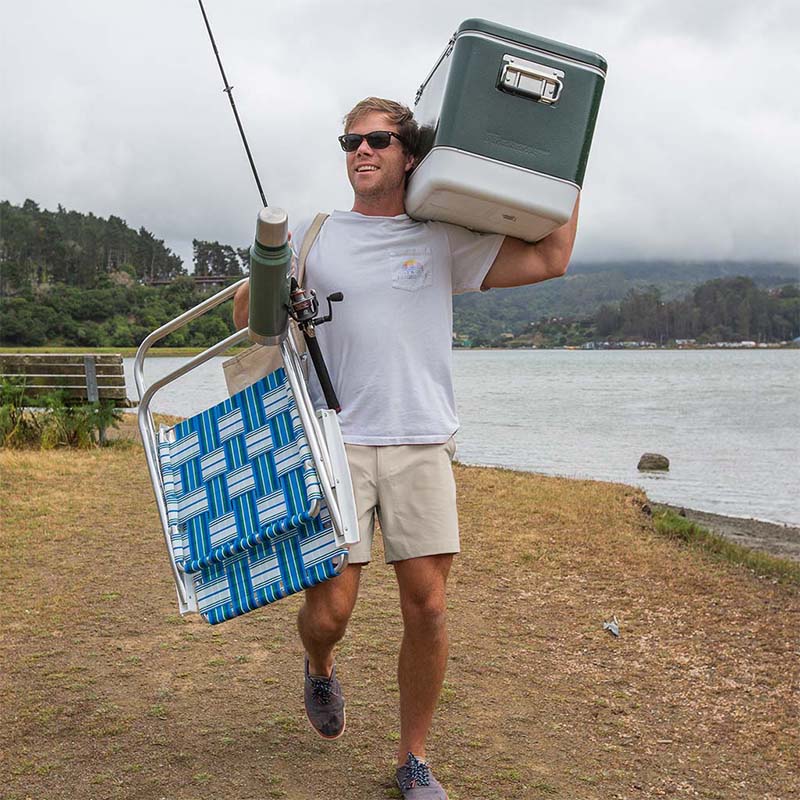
[405,154,415,173]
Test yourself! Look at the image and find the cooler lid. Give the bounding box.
[457,18,608,73]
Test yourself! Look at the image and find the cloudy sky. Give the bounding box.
[1,0,798,269]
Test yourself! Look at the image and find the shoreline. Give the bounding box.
[655,503,800,563]
[457,458,799,563]
[2,344,799,356]
[453,344,799,351]
[114,420,800,564]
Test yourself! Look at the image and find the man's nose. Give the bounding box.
[356,138,374,156]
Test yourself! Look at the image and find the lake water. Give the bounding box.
[124,349,800,526]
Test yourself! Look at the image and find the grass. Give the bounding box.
[653,507,800,585]
[1,420,798,799]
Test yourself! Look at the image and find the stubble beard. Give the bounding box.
[350,162,407,203]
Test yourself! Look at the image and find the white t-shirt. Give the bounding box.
[292,210,504,445]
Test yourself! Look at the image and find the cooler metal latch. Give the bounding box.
[498,55,564,104]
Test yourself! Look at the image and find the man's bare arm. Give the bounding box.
[232,279,250,330]
[480,195,580,290]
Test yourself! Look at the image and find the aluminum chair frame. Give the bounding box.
[134,278,356,615]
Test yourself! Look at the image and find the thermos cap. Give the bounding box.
[256,206,289,247]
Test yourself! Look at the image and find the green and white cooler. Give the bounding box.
[407,19,607,242]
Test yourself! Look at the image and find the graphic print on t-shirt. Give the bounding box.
[391,248,432,292]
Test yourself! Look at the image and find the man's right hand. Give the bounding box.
[232,278,250,330]
[233,231,290,329]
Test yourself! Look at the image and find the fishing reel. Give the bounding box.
[288,278,343,333]
[286,278,344,412]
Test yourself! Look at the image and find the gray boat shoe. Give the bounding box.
[395,752,448,799]
[304,655,346,740]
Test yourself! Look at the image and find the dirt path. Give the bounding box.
[1,434,798,800]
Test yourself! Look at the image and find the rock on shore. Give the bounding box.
[638,452,670,471]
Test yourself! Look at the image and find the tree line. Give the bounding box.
[2,199,798,349]
[0,278,235,348]
[0,199,250,294]
[1,199,185,291]
[524,279,800,348]
[452,261,798,346]
[0,200,254,348]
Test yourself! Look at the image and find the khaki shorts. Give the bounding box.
[343,437,459,564]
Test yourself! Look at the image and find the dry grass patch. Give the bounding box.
[0,439,797,800]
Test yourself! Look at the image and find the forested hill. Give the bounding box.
[0,200,248,348]
[454,259,799,344]
[0,199,186,290]
[522,279,799,348]
[1,199,798,348]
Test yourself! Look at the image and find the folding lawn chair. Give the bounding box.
[134,278,359,624]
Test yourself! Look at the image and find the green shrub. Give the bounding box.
[0,380,122,449]
[0,378,43,447]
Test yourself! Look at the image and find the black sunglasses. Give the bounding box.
[338,130,406,152]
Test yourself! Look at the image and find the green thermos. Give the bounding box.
[248,207,291,345]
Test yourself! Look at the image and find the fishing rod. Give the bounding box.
[197,0,267,208]
[197,0,342,411]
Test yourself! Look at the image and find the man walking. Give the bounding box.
[233,97,578,799]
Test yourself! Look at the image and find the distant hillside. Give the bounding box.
[0,199,186,291]
[0,201,237,348]
[0,199,251,295]
[2,198,797,348]
[519,278,800,348]
[454,260,799,344]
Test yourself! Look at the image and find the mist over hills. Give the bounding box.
[570,260,798,281]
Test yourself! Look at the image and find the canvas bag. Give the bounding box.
[222,213,329,396]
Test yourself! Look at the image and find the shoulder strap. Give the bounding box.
[297,212,329,284]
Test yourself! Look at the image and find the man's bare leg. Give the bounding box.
[393,554,453,764]
[297,563,362,677]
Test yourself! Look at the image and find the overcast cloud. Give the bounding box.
[1,0,798,269]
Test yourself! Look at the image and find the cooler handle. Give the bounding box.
[499,55,564,105]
